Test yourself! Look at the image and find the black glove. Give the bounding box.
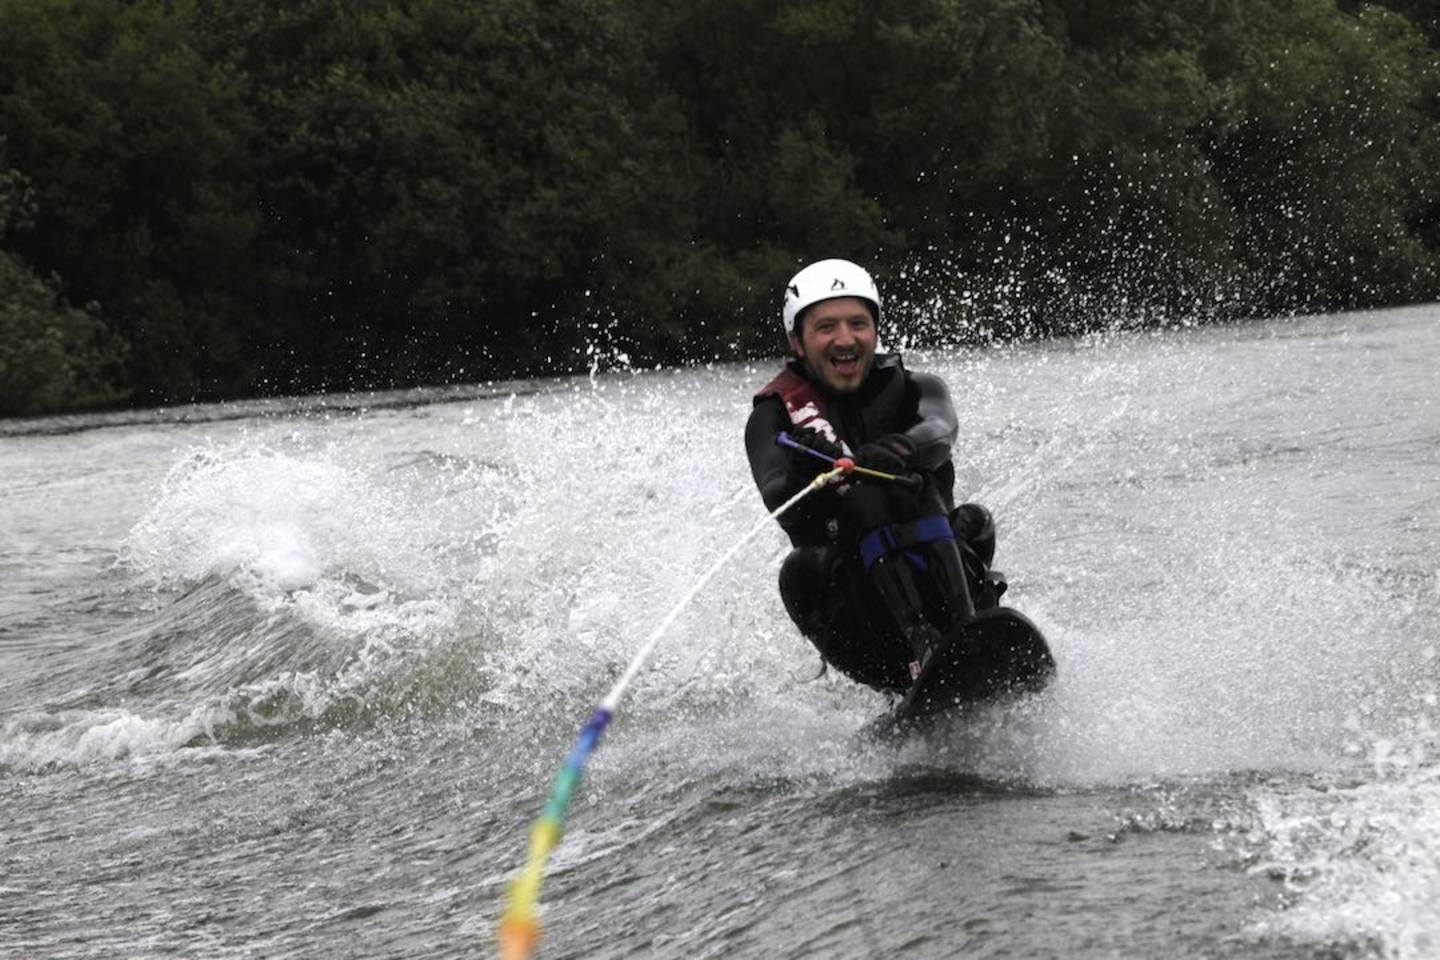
[854,433,917,476]
[785,427,844,485]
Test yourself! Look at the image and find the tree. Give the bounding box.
[0,155,126,416]
[0,0,260,404]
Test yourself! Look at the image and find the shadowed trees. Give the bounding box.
[1,0,1437,414]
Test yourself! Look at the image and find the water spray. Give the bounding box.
[496,454,851,960]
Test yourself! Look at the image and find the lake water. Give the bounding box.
[2,305,1437,959]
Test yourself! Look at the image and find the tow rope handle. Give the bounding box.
[776,432,922,490]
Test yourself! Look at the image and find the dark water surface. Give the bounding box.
[3,307,1438,959]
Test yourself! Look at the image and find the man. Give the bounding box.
[745,258,1003,693]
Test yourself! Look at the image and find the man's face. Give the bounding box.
[788,296,877,394]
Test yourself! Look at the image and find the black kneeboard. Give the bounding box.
[892,607,1055,724]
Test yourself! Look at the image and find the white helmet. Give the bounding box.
[781,258,881,336]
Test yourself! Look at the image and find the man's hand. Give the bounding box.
[785,427,844,485]
[855,433,917,476]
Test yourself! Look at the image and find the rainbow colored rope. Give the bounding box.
[497,707,612,960]
[497,465,844,959]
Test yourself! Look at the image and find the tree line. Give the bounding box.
[1,0,1437,416]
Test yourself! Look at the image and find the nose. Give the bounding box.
[833,322,856,347]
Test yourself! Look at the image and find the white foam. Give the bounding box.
[0,668,352,771]
[1244,741,1440,959]
[122,441,446,603]
[1,708,204,769]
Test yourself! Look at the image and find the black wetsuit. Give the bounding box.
[746,354,999,692]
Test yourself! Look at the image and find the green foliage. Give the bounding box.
[1205,0,1440,311]
[0,251,128,416]
[0,0,1436,414]
[0,0,258,405]
[0,153,127,415]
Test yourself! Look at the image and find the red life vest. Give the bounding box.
[754,365,853,455]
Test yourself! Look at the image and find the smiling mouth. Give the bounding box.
[828,349,861,376]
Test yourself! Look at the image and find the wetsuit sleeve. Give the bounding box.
[905,371,959,472]
[746,396,800,513]
[745,396,831,543]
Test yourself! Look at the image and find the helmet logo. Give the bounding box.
[787,284,799,299]
[830,279,846,290]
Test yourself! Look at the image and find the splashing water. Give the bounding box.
[1,307,1437,959]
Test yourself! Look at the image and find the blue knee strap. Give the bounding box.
[859,514,955,569]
